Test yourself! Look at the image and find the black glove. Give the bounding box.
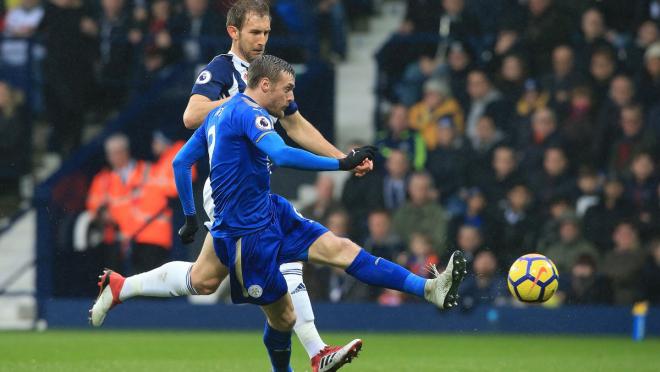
[178,215,199,244]
[338,145,377,171]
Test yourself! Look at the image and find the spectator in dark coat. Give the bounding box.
[541,45,583,115]
[458,250,508,310]
[601,221,646,305]
[363,209,405,260]
[642,239,660,305]
[39,0,97,155]
[529,146,577,212]
[586,47,617,110]
[609,105,656,174]
[625,21,658,76]
[583,176,636,252]
[519,107,563,174]
[300,174,344,226]
[519,0,574,76]
[493,184,538,264]
[594,75,636,167]
[563,254,613,305]
[425,118,471,204]
[636,41,660,111]
[170,0,224,63]
[572,8,614,72]
[477,145,525,205]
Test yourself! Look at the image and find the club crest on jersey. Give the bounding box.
[196,70,212,84]
[255,116,273,131]
[248,285,263,298]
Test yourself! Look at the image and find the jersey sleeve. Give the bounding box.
[172,125,208,216]
[190,58,233,100]
[240,106,277,145]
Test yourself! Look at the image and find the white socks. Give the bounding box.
[119,261,197,301]
[281,262,326,358]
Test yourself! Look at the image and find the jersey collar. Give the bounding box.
[228,51,250,69]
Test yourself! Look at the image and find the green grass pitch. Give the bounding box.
[1,330,658,371]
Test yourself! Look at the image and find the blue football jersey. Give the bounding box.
[195,93,277,237]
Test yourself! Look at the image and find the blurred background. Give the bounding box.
[0,0,658,339]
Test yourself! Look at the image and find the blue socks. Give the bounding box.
[346,249,427,298]
[263,323,293,372]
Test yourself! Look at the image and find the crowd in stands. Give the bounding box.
[0,0,370,213]
[302,0,660,308]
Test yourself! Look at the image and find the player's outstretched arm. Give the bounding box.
[183,95,231,129]
[256,132,376,172]
[279,109,374,176]
[172,130,207,243]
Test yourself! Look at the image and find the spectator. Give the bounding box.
[425,117,471,205]
[560,85,596,166]
[170,0,224,63]
[93,0,140,111]
[601,221,646,305]
[467,114,505,183]
[529,146,576,211]
[541,45,582,112]
[86,134,173,273]
[572,8,613,71]
[392,172,448,251]
[544,212,599,274]
[458,250,508,310]
[382,149,411,211]
[1,0,45,66]
[536,196,573,250]
[637,41,660,111]
[403,232,440,279]
[626,21,659,76]
[575,167,601,217]
[624,152,659,239]
[375,104,426,171]
[453,224,485,266]
[562,254,613,305]
[583,176,636,252]
[520,0,573,76]
[594,75,636,166]
[39,0,98,155]
[519,108,563,173]
[477,145,525,204]
[515,78,549,127]
[495,184,538,263]
[363,209,405,261]
[139,0,181,76]
[149,131,193,198]
[587,47,617,109]
[495,53,528,103]
[301,174,344,225]
[641,239,660,305]
[408,78,464,150]
[609,105,656,173]
[449,188,497,247]
[464,69,511,144]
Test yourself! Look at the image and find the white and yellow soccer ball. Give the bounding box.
[507,254,559,303]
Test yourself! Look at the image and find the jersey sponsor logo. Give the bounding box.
[248,285,263,298]
[196,70,212,84]
[255,116,273,131]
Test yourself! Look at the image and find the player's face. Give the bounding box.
[235,13,271,62]
[266,72,295,116]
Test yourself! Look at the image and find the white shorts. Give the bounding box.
[203,177,215,230]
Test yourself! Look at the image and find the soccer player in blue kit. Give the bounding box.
[90,1,370,370]
[170,54,468,372]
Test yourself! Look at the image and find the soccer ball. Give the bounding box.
[507,254,559,303]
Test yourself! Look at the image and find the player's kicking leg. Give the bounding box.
[308,232,468,309]
[260,292,297,372]
[89,232,226,326]
[281,262,362,372]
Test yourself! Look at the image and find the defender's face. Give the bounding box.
[266,72,295,116]
[236,13,271,62]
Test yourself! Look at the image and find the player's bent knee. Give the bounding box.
[269,310,296,332]
[190,265,221,295]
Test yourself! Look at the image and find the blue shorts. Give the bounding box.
[213,194,328,305]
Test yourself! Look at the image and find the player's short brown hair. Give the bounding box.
[226,0,270,30]
[247,55,295,89]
